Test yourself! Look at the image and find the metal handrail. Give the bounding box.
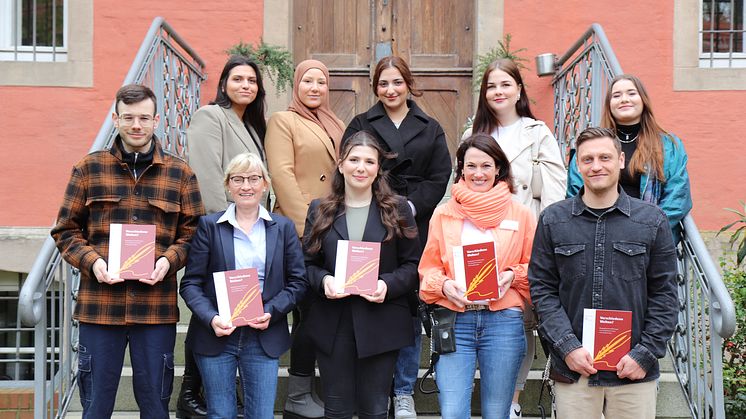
[17,17,205,419]
[681,216,736,337]
[555,23,622,76]
[551,23,736,419]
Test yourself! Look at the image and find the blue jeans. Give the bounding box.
[435,309,526,419]
[77,322,176,419]
[393,316,422,396]
[194,327,279,419]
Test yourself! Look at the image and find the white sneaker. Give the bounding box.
[510,402,522,418]
[393,394,417,419]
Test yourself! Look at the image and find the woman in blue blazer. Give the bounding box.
[303,131,421,419]
[180,152,308,419]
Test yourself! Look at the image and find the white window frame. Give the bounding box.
[0,0,69,62]
[699,0,746,68]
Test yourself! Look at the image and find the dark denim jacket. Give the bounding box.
[528,189,678,386]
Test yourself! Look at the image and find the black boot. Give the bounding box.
[176,347,207,418]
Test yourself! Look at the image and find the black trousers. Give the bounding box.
[316,309,398,419]
[289,301,316,376]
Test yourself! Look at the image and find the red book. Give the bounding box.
[107,224,156,280]
[582,308,633,371]
[453,241,502,301]
[334,240,381,295]
[213,268,264,327]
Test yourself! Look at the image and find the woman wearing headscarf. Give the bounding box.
[265,59,345,419]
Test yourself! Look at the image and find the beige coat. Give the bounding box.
[265,111,340,236]
[462,117,566,217]
[187,104,264,214]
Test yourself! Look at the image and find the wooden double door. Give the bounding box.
[293,0,475,154]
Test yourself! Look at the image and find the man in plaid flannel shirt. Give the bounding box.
[51,84,204,418]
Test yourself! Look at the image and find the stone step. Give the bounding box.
[65,363,690,418]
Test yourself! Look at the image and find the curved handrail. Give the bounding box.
[555,23,623,76]
[90,17,206,153]
[18,236,57,326]
[682,215,737,338]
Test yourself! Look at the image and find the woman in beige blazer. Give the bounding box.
[265,59,345,419]
[189,56,267,214]
[266,60,344,236]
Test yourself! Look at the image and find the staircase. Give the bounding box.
[15,20,736,419]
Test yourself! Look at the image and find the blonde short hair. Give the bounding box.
[223,153,271,188]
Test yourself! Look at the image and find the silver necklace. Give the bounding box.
[617,129,639,144]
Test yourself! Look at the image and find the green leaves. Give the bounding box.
[718,201,746,265]
[227,40,294,94]
[472,33,529,91]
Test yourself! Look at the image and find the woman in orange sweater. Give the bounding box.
[419,133,536,419]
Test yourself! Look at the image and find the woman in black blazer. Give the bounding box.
[342,56,452,416]
[303,131,421,419]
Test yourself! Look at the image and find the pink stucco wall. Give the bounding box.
[2,1,743,231]
[0,0,263,226]
[505,0,746,230]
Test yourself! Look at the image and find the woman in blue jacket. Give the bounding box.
[567,74,692,241]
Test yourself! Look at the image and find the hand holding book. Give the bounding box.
[442,279,470,308]
[210,315,236,337]
[92,258,123,285]
[564,347,598,377]
[616,354,646,380]
[323,275,350,299]
[246,313,272,330]
[359,280,387,303]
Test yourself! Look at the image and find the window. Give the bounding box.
[0,0,91,87]
[700,0,746,68]
[0,0,67,62]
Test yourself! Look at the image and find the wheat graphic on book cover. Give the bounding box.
[213,268,264,328]
[453,241,503,301]
[107,224,156,280]
[582,308,633,371]
[334,240,381,295]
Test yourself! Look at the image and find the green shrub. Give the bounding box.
[720,264,746,417]
[719,201,746,417]
[472,33,529,91]
[226,40,294,94]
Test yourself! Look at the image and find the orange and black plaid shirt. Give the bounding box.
[51,137,205,325]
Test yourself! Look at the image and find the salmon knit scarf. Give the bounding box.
[448,179,512,230]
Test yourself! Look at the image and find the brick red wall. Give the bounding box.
[504,0,746,230]
[0,0,264,227]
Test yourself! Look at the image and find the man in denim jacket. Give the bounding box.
[528,127,677,419]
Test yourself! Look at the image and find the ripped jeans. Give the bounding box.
[77,322,176,419]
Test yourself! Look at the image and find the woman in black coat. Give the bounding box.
[303,131,420,418]
[341,56,451,416]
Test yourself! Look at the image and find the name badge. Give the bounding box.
[499,219,520,231]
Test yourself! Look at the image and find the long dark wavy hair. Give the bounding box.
[456,133,515,193]
[305,131,417,254]
[211,55,267,141]
[472,58,536,135]
[601,74,667,180]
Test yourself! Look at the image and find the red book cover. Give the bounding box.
[213,268,264,328]
[107,224,156,280]
[334,240,381,295]
[454,241,501,301]
[582,309,633,371]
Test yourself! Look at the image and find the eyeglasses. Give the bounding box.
[118,114,156,127]
[229,175,263,187]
